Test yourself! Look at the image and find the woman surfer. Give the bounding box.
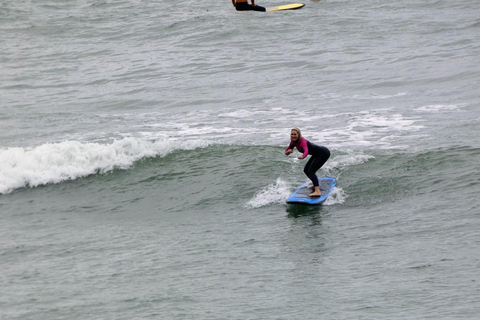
[285,128,330,197]
[231,0,266,11]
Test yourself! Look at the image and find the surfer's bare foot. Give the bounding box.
[308,186,321,197]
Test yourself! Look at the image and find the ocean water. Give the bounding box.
[1,0,479,319]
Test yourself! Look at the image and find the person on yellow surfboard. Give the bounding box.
[231,0,266,12]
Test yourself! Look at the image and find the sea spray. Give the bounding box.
[323,187,347,205]
[245,178,291,209]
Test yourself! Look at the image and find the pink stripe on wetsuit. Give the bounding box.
[285,138,309,158]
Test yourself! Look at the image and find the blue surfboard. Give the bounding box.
[286,177,336,205]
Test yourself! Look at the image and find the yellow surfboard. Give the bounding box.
[266,3,305,12]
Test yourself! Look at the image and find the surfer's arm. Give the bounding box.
[299,139,309,159]
[285,142,294,155]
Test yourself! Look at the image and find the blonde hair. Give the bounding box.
[291,128,303,141]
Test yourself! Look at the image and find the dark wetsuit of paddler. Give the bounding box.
[231,0,266,11]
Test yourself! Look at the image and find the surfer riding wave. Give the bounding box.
[285,128,330,197]
[231,0,266,11]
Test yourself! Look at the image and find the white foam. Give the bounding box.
[305,92,408,102]
[218,107,293,119]
[245,178,346,208]
[323,187,347,206]
[351,92,408,100]
[245,178,291,209]
[349,112,423,132]
[101,105,427,151]
[325,153,375,170]
[0,137,209,194]
[317,111,424,150]
[414,104,463,112]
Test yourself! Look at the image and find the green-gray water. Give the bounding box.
[1,1,479,319]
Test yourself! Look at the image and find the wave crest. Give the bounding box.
[0,137,209,194]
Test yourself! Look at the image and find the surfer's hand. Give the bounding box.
[298,155,304,159]
[285,149,293,155]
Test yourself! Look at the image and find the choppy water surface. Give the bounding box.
[1,0,479,319]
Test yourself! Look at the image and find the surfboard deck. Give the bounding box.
[286,177,336,205]
[266,3,305,12]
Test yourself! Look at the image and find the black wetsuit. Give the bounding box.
[303,142,330,188]
[235,2,266,11]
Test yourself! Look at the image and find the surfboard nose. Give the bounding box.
[266,3,305,12]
